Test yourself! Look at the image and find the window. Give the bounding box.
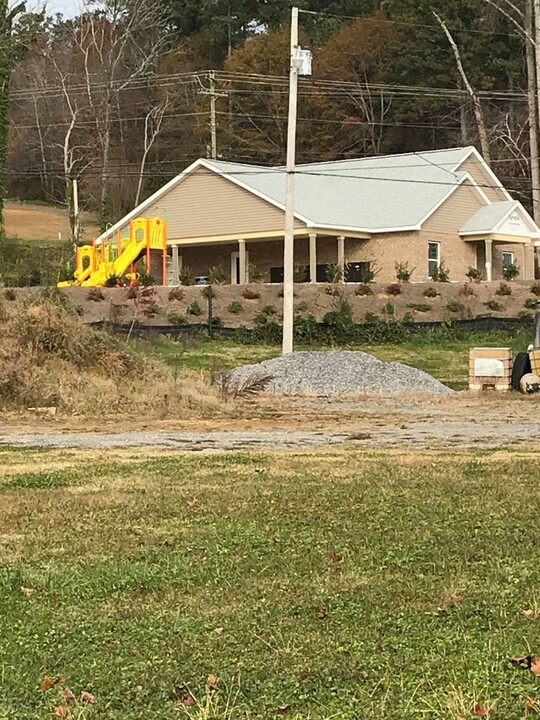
[270,266,283,283]
[502,251,514,269]
[428,242,440,279]
[346,262,372,283]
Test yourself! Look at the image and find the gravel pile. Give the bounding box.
[226,351,453,396]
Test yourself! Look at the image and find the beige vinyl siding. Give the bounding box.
[139,168,304,239]
[423,182,485,234]
[458,157,508,202]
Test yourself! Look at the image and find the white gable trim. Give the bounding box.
[96,158,206,243]
[460,201,540,238]
[452,147,513,201]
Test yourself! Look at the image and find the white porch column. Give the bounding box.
[485,238,493,282]
[171,245,180,284]
[238,239,247,284]
[309,233,317,283]
[523,243,528,280]
[337,235,345,283]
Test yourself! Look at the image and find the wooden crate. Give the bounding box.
[469,347,512,392]
[530,350,540,376]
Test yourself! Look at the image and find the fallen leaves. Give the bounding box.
[524,609,536,619]
[472,702,490,716]
[40,676,64,692]
[526,696,537,714]
[53,707,68,718]
[79,690,97,704]
[207,674,219,691]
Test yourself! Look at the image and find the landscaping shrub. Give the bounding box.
[248,263,264,282]
[252,311,281,343]
[208,265,226,284]
[167,313,186,326]
[484,299,503,311]
[431,262,450,282]
[325,285,342,297]
[325,263,343,283]
[260,304,277,316]
[502,262,519,281]
[407,303,431,313]
[531,282,540,297]
[382,302,395,316]
[179,266,192,286]
[386,283,402,296]
[201,285,215,299]
[295,300,309,313]
[423,287,438,298]
[524,297,539,310]
[355,284,373,296]
[168,287,184,302]
[466,266,482,282]
[87,287,105,302]
[495,282,512,296]
[227,300,243,314]
[187,300,202,316]
[294,264,309,282]
[126,285,138,300]
[242,288,261,300]
[395,261,414,282]
[3,288,16,301]
[446,300,465,313]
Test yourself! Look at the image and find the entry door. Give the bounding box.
[231,251,249,284]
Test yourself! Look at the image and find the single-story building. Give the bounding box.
[98,146,540,284]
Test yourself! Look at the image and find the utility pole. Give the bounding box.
[200,72,227,160]
[282,8,311,354]
[72,177,80,243]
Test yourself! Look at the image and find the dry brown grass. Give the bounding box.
[0,295,228,417]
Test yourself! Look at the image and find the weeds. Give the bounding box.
[495,282,512,296]
[459,283,476,297]
[188,301,202,316]
[446,300,465,313]
[484,299,503,311]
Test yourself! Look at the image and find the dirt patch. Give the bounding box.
[4,201,100,242]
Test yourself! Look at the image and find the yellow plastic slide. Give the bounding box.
[80,239,146,287]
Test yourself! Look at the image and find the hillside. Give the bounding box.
[4,201,100,243]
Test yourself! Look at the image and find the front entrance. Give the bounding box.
[231,250,249,284]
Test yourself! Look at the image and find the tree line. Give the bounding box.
[2,0,540,239]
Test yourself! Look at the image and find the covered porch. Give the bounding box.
[460,201,539,281]
[167,229,372,285]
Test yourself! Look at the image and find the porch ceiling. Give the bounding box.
[461,232,533,245]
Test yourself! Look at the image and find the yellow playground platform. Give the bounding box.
[58,217,167,287]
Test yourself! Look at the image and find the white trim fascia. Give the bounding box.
[200,159,313,225]
[96,158,206,243]
[452,146,513,201]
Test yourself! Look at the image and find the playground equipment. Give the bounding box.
[58,217,168,287]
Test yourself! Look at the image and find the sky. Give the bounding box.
[24,0,81,17]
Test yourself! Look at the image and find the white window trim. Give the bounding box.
[428,241,440,277]
[502,251,514,268]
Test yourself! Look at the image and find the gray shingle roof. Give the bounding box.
[459,200,517,233]
[205,147,475,231]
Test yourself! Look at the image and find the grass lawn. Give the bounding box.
[3,447,540,718]
[131,327,533,389]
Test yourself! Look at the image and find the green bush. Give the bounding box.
[502,263,519,281]
[167,312,186,326]
[325,263,343,283]
[187,300,202,316]
[179,266,192,286]
[431,262,450,282]
[446,300,465,313]
[208,265,226,284]
[524,297,539,310]
[466,266,482,282]
[227,300,243,314]
[484,299,503,311]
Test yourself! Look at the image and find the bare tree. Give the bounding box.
[433,12,492,165]
[135,93,171,206]
[74,0,170,230]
